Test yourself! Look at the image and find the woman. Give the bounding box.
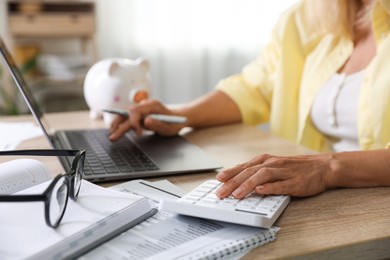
[109,0,390,197]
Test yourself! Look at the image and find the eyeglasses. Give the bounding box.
[0,149,85,228]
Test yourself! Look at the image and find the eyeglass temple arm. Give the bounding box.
[0,149,83,157]
[0,194,45,201]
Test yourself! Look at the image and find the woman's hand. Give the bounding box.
[216,153,336,198]
[109,99,186,141]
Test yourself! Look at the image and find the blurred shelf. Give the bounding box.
[5,0,96,113]
[7,0,95,38]
[29,77,89,113]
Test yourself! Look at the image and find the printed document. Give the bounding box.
[80,180,278,260]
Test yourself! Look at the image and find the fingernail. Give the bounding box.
[232,187,243,197]
[216,172,225,180]
[216,187,226,197]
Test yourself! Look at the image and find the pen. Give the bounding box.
[103,108,187,124]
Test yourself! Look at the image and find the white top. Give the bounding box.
[311,70,365,152]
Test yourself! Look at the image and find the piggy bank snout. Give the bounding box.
[129,88,149,103]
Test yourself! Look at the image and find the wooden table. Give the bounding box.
[3,111,390,259]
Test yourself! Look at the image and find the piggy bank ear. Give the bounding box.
[108,62,120,76]
[136,58,150,72]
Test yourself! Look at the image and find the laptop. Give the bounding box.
[0,38,222,182]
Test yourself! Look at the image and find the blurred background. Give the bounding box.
[0,0,297,115]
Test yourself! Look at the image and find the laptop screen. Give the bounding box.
[0,37,55,146]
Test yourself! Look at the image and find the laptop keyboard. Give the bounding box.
[65,129,159,176]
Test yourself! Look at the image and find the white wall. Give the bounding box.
[94,0,298,103]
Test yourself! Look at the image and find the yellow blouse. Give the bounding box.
[216,0,390,152]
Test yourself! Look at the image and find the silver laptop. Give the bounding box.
[0,38,222,182]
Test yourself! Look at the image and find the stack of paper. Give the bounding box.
[0,122,43,150]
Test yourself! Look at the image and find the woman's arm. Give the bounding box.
[174,90,242,128]
[326,149,390,188]
[109,90,241,140]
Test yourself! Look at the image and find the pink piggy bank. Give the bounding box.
[83,58,152,125]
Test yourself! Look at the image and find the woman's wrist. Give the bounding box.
[170,106,192,127]
[323,152,344,190]
[322,150,389,189]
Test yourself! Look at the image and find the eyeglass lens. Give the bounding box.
[48,176,69,227]
[72,153,85,200]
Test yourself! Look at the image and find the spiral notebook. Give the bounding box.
[79,179,279,259]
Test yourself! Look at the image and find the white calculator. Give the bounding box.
[159,180,290,228]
